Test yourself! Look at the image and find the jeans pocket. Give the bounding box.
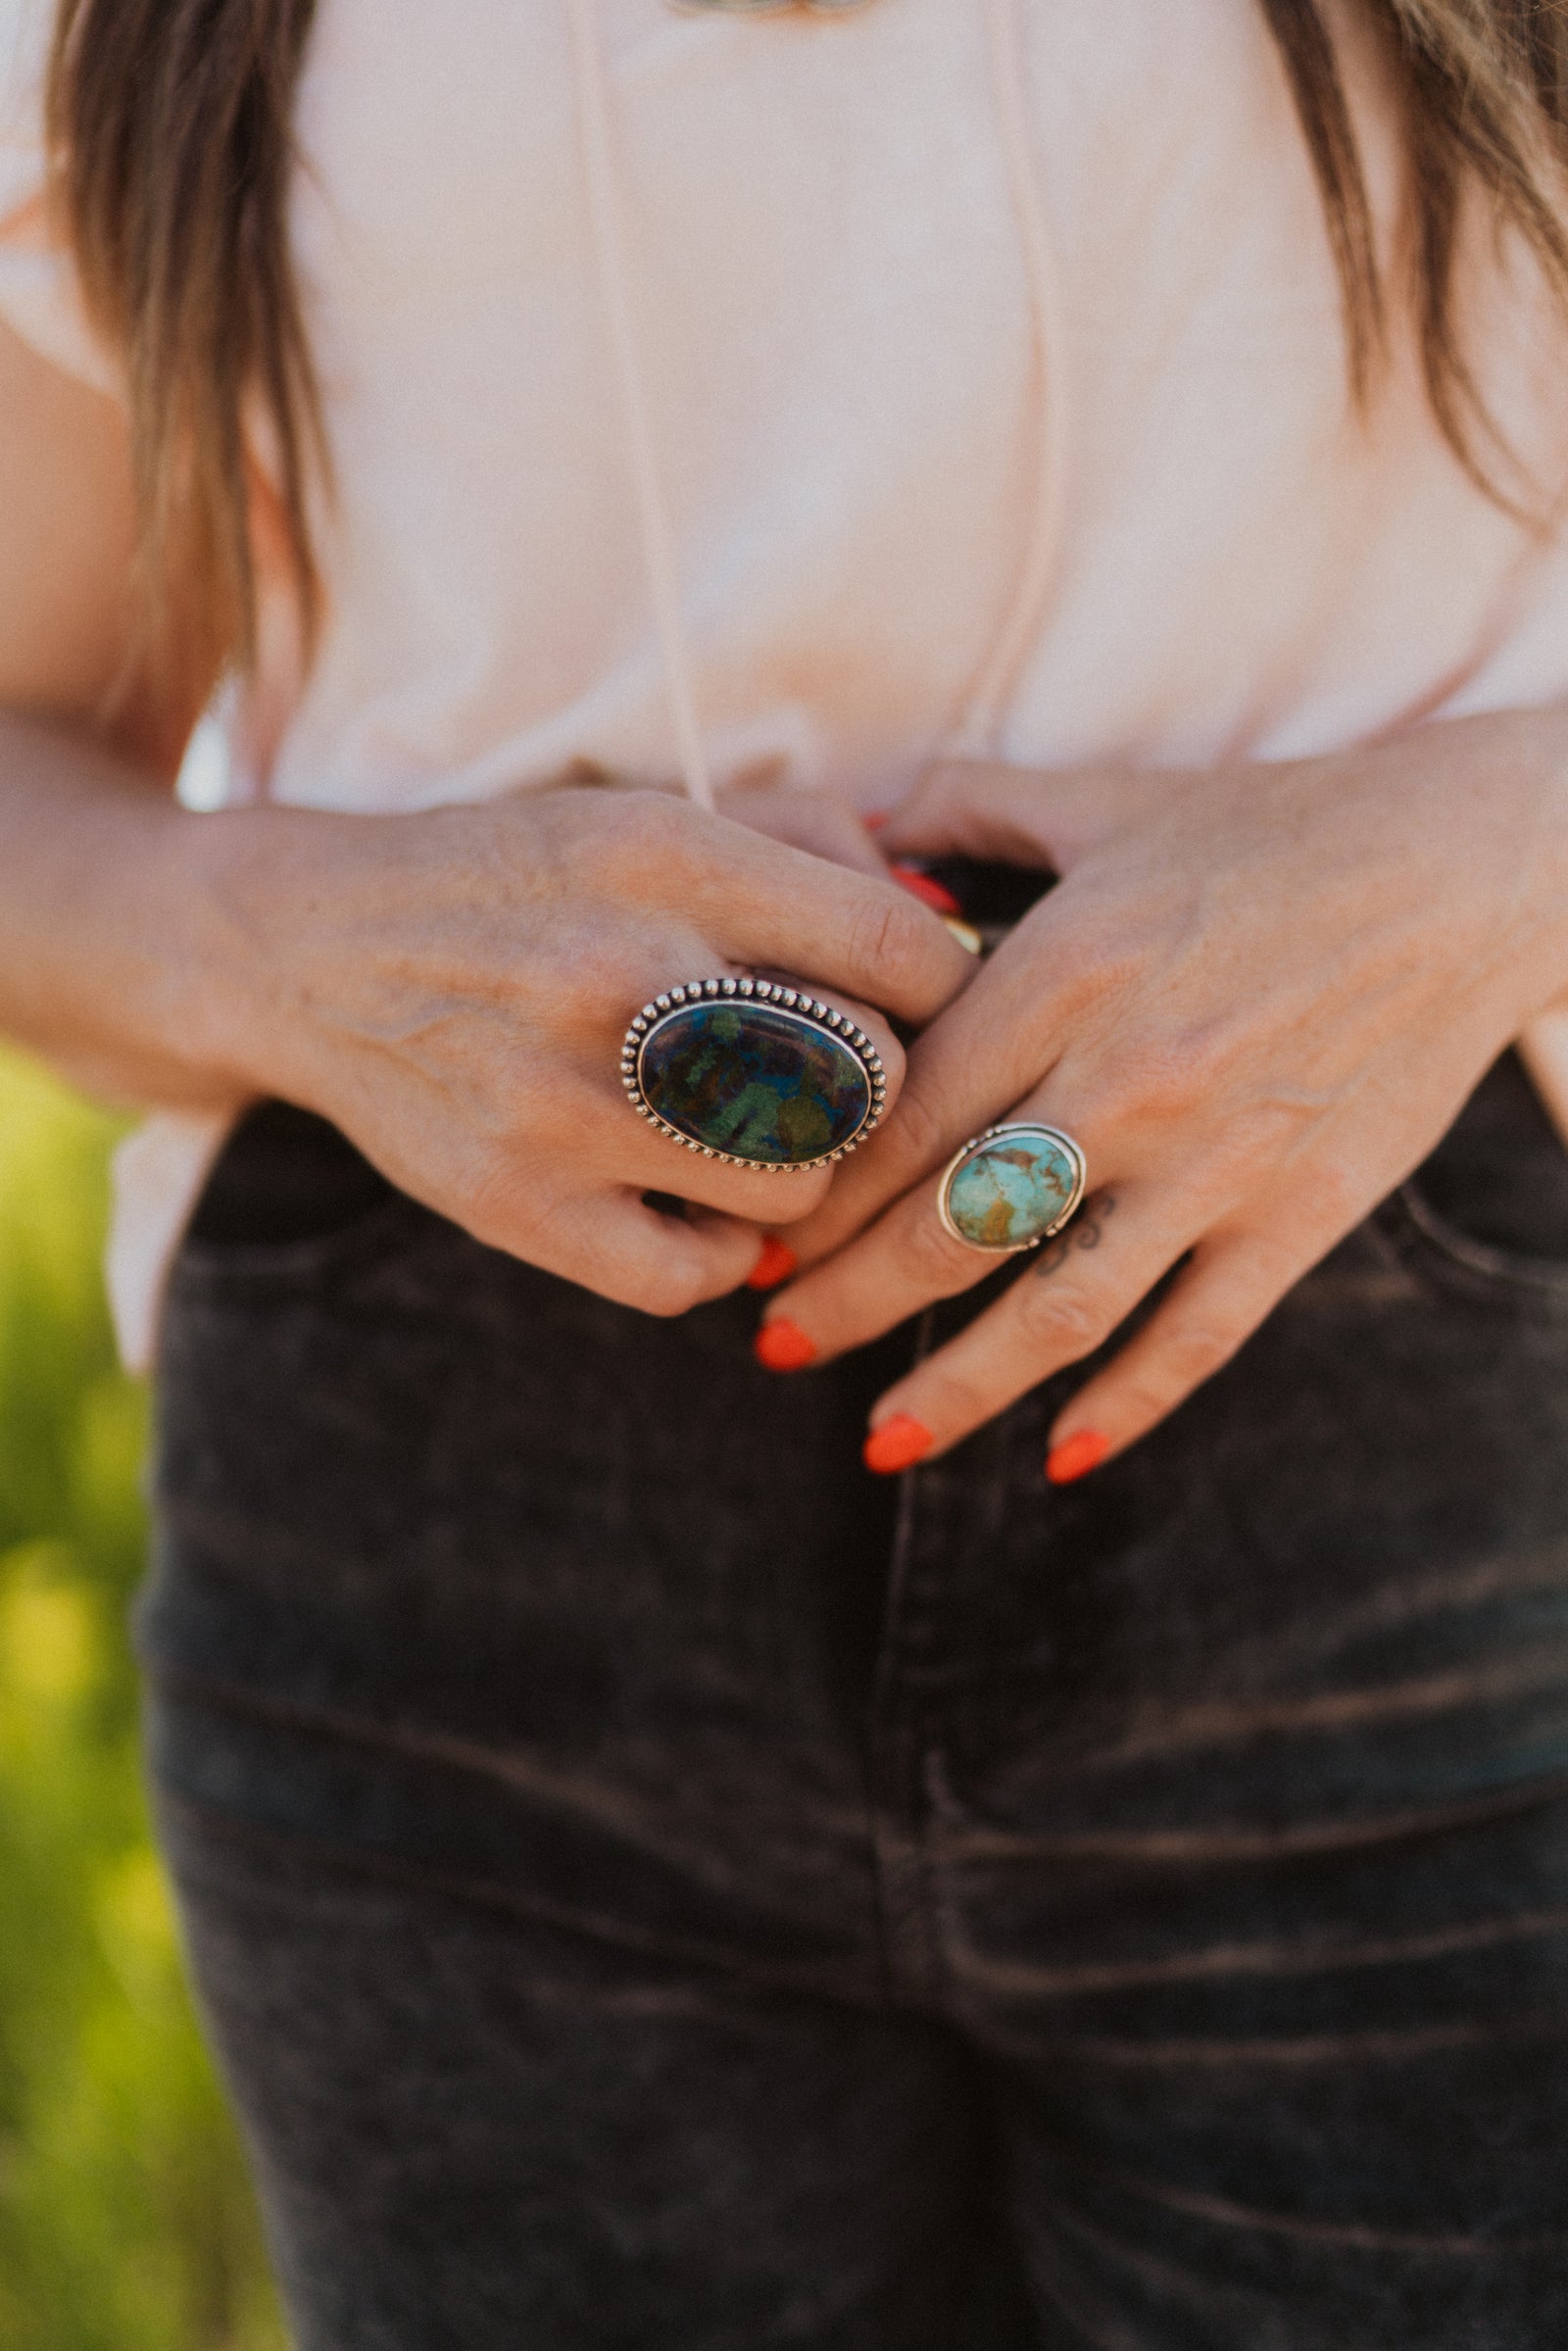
[171,1101,417,1294]
[1374,1052,1568,1317]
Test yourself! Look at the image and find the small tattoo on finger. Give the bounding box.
[1033,1190,1118,1279]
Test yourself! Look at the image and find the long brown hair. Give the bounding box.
[43,0,1568,672]
[47,0,321,677]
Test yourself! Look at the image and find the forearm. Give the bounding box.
[0,710,255,1108]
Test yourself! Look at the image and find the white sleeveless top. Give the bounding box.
[5,0,1568,1364]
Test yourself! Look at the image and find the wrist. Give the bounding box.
[166,800,346,1102]
[175,797,484,1113]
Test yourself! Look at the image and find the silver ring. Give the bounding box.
[937,1123,1089,1254]
[621,978,888,1172]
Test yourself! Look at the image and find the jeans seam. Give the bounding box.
[1369,1193,1568,1321]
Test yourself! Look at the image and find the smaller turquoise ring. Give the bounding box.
[937,1123,1089,1256]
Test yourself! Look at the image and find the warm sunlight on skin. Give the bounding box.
[0,323,971,1312]
[758,732,1568,1475]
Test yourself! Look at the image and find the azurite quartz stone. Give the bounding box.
[638,1002,872,1165]
[945,1131,1082,1250]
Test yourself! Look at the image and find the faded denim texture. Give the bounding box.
[142,1053,1568,2349]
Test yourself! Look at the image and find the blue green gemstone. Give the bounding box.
[639,1002,871,1165]
[946,1132,1081,1250]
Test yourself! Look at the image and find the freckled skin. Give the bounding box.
[640,1004,871,1165]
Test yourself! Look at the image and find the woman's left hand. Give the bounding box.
[755,714,1568,1479]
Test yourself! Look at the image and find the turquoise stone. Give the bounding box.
[946,1131,1082,1251]
[639,1002,872,1165]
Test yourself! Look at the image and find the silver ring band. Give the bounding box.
[621,978,888,1172]
[937,1123,1089,1254]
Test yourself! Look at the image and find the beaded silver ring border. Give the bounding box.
[620,978,887,1173]
[936,1122,1090,1255]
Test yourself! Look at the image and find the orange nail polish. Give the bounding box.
[747,1237,798,1292]
[1046,1430,1111,1486]
[863,1415,934,1475]
[890,863,962,916]
[755,1319,816,1373]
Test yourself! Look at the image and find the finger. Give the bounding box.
[646,800,973,1025]
[755,1097,1117,1366]
[855,1183,1194,1467]
[1040,1228,1304,1481]
[620,1193,775,1307]
[473,1175,767,1316]
[879,757,1174,873]
[782,941,1066,1266]
[715,779,891,879]
[627,1128,837,1223]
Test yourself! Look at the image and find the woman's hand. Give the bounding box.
[754,715,1568,1476]
[191,781,971,1314]
[713,767,893,880]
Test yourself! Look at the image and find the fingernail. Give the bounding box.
[890,862,962,916]
[746,1237,798,1292]
[755,1319,816,1373]
[1046,1430,1111,1486]
[863,1415,934,1475]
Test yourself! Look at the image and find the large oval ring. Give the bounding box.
[620,979,888,1173]
[937,1123,1089,1255]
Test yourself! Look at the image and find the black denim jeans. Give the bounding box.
[142,1053,1568,2349]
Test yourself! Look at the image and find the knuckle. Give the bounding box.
[1157,1317,1241,1388]
[1100,1038,1210,1135]
[880,1081,948,1179]
[1186,1106,1305,1205]
[637,1262,708,1319]
[902,1202,984,1292]
[848,885,932,997]
[1011,1277,1107,1358]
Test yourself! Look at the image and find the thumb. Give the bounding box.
[880,757,1175,873]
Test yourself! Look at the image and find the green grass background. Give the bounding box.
[0,1048,284,2349]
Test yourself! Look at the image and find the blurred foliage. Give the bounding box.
[0,1049,285,2350]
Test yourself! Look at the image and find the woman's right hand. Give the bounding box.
[0,330,968,1315]
[193,783,973,1314]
